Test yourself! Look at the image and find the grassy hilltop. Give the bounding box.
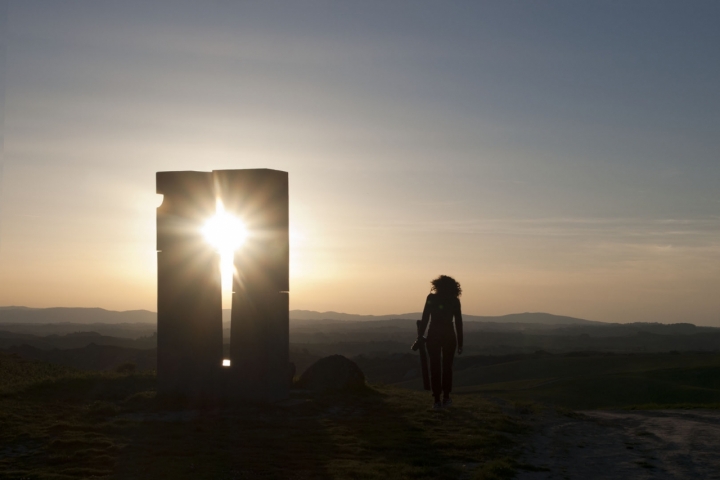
[0,353,527,480]
[3,347,720,479]
[396,351,720,410]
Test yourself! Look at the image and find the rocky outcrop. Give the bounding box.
[297,355,366,392]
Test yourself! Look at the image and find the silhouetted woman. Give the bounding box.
[417,275,463,409]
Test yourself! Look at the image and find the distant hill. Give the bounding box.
[0,322,157,338]
[289,310,602,325]
[0,330,156,350]
[1,306,600,326]
[0,307,156,324]
[4,344,157,371]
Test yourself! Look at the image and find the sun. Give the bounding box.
[202,200,247,253]
[202,200,248,289]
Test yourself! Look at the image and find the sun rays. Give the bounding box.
[202,199,248,291]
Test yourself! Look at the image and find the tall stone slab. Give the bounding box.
[214,169,289,401]
[156,171,223,398]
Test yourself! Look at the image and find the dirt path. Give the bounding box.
[516,409,720,479]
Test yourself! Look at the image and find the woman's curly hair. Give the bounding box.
[430,275,462,298]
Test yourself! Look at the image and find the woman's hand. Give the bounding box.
[458,346,463,355]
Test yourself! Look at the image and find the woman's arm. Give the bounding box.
[455,298,463,353]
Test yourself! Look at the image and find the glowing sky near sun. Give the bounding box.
[0,1,719,325]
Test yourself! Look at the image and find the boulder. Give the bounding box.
[297,355,366,392]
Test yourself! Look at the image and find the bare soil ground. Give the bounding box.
[516,408,720,479]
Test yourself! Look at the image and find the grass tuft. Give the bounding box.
[472,457,516,480]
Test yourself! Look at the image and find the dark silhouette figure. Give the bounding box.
[416,275,463,408]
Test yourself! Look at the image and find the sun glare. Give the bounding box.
[202,200,248,291]
[202,200,247,253]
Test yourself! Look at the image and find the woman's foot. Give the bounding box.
[433,401,443,409]
[442,396,452,407]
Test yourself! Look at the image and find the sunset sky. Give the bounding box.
[0,1,718,325]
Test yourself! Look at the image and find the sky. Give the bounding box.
[0,1,718,325]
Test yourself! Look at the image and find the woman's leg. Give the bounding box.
[426,338,442,401]
[441,333,457,399]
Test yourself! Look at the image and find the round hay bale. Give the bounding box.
[298,355,366,392]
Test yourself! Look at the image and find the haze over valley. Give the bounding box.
[3,305,720,377]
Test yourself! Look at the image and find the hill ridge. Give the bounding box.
[289,310,602,325]
[2,306,600,325]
